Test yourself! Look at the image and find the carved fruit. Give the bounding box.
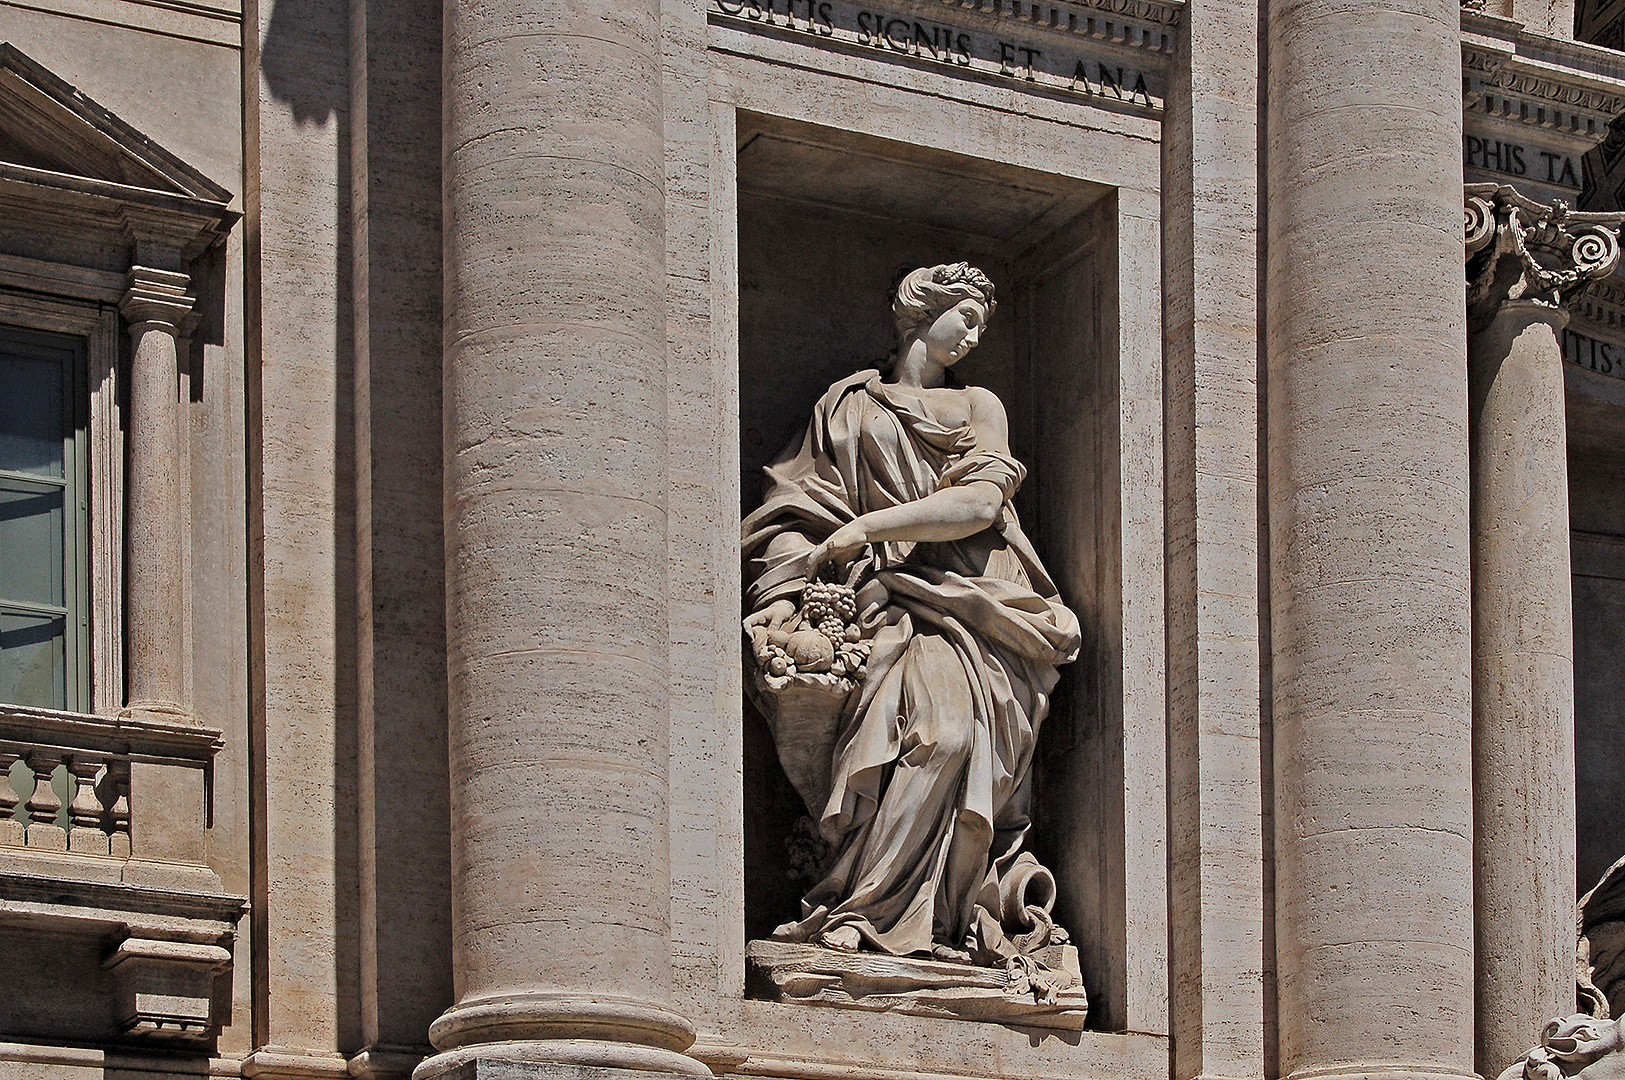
[786,629,835,674]
[768,656,790,677]
[767,629,792,648]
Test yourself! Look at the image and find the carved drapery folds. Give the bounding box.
[1466,183,1625,320]
[1496,1015,1625,1080]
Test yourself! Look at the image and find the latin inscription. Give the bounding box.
[1464,135,1581,190]
[1564,327,1625,381]
[712,0,1160,109]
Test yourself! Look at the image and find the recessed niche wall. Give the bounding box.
[1567,389,1625,895]
[735,113,1135,1028]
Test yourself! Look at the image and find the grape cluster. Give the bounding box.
[801,580,858,640]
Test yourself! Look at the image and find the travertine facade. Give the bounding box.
[0,1,1624,1080]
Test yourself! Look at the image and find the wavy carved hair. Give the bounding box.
[891,262,997,341]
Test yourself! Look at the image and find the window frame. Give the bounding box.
[0,257,126,715]
[0,323,90,711]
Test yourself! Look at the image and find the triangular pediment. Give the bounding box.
[0,42,230,203]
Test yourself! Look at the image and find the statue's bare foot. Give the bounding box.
[820,926,862,952]
[931,942,972,964]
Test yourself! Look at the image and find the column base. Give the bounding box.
[412,1043,711,1080]
[349,1044,434,1079]
[1284,1067,1483,1080]
[419,994,707,1079]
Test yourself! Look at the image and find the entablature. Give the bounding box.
[708,0,1180,116]
[1463,10,1625,202]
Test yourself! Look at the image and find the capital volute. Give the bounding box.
[120,265,195,335]
[1466,183,1625,329]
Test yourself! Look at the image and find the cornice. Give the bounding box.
[0,702,225,763]
[1463,13,1625,156]
[0,164,235,255]
[0,43,233,204]
[933,0,1183,39]
[0,869,247,925]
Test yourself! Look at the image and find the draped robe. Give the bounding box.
[742,371,1081,959]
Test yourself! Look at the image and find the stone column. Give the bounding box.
[1265,0,1477,1075]
[120,265,194,722]
[420,1,701,1077]
[1464,187,1618,1074]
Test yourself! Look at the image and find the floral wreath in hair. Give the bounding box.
[931,261,997,311]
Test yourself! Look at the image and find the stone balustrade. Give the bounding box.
[1,748,129,856]
[0,702,221,875]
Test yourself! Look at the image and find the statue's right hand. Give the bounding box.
[744,599,798,634]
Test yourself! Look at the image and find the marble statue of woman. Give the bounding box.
[741,263,1082,971]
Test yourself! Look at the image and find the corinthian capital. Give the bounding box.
[1465,184,1625,324]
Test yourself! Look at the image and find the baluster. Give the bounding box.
[24,750,65,850]
[0,750,21,846]
[99,761,131,859]
[67,757,109,855]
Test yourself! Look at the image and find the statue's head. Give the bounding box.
[892,263,997,342]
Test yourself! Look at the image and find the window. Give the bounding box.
[0,324,89,711]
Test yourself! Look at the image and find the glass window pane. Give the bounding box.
[0,480,65,607]
[0,609,66,711]
[0,347,65,478]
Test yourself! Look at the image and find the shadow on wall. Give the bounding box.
[246,0,363,1055]
[259,0,347,125]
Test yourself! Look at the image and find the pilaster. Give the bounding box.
[1163,0,1265,1075]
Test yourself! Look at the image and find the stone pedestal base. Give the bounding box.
[745,939,1090,1030]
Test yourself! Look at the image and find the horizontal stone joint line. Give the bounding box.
[1289,823,1471,840]
[446,141,663,195]
[1303,939,1473,955]
[460,755,662,780]
[446,320,663,349]
[463,914,667,933]
[456,29,655,58]
[1279,472,1468,495]
[1285,575,1469,591]
[1280,5,1455,29]
[456,646,663,669]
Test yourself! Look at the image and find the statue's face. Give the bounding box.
[922,299,989,368]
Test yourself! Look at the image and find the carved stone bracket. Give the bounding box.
[103,936,233,1040]
[1466,183,1625,324]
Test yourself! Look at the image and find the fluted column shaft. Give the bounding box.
[423,0,700,1075]
[120,266,194,720]
[1266,0,1476,1075]
[1469,299,1576,1075]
